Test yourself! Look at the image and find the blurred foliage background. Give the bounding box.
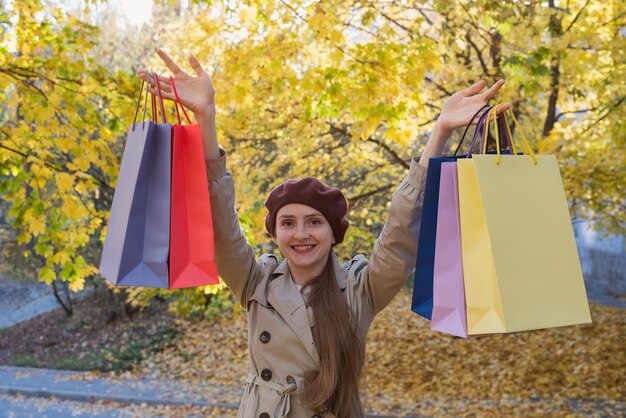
[0,0,624,318]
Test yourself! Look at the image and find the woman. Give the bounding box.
[138,49,510,418]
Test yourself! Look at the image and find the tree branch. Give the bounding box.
[424,76,453,96]
[564,0,592,33]
[465,32,490,76]
[279,0,370,66]
[364,137,411,169]
[0,138,112,191]
[582,96,626,134]
[555,107,596,121]
[349,183,394,204]
[328,123,410,169]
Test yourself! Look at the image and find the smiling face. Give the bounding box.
[275,203,335,283]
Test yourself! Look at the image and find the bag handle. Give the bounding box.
[170,77,192,125]
[453,104,490,157]
[497,111,516,156]
[466,105,494,157]
[131,78,145,131]
[149,71,157,123]
[483,105,536,165]
[468,105,517,158]
[131,76,157,131]
[153,72,167,124]
[506,109,536,163]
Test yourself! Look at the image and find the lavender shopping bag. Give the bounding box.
[99,78,172,287]
[431,162,468,338]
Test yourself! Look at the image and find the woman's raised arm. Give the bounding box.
[418,79,511,168]
[362,79,511,315]
[138,50,262,306]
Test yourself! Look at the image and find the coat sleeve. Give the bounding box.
[205,149,261,307]
[358,157,427,316]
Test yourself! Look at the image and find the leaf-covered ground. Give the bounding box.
[132,290,625,416]
[1,288,624,416]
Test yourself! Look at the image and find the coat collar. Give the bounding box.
[270,253,347,290]
[266,253,347,367]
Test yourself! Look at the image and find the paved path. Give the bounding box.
[0,366,240,409]
[0,393,128,418]
[583,278,626,309]
[0,279,90,329]
[1,366,625,417]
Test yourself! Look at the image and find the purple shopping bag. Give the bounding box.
[99,77,172,287]
[430,162,468,338]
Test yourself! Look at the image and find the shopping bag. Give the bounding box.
[458,107,591,334]
[168,78,219,288]
[99,78,172,287]
[411,104,492,319]
[431,162,468,338]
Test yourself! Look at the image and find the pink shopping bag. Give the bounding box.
[431,162,468,338]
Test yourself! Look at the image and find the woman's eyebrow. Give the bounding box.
[277,212,323,219]
[304,213,323,218]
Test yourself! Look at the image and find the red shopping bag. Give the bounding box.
[168,77,219,287]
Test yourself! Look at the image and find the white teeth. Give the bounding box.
[293,245,314,251]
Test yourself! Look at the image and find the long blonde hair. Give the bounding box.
[300,251,364,417]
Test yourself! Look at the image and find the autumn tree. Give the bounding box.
[1,0,623,316]
[0,0,133,309]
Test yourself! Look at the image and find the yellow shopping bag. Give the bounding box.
[458,106,591,334]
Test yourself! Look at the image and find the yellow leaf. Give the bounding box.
[240,6,257,24]
[24,208,46,236]
[53,251,71,265]
[56,172,75,192]
[69,277,85,292]
[39,267,56,285]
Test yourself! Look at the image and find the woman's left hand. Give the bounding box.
[436,79,511,133]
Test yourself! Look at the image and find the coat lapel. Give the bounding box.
[267,260,321,367]
[266,255,349,368]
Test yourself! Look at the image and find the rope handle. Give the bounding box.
[153,72,167,124]
[170,77,192,125]
[453,104,491,157]
[131,78,145,130]
[483,104,536,164]
[466,105,494,157]
[131,73,159,131]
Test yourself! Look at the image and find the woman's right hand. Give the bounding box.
[136,49,215,117]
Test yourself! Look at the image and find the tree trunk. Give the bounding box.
[543,57,560,137]
[51,277,73,317]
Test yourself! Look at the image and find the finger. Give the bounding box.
[156,48,187,76]
[147,87,175,102]
[188,54,208,77]
[462,80,488,97]
[140,72,173,93]
[152,74,172,93]
[494,103,513,113]
[485,103,513,122]
[479,79,507,102]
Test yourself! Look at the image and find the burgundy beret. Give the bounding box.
[264,177,349,246]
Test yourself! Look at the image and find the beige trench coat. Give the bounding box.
[206,150,427,418]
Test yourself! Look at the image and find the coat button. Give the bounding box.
[261,368,272,381]
[259,414,270,418]
[259,331,271,344]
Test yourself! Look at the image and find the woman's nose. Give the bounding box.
[294,224,309,240]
